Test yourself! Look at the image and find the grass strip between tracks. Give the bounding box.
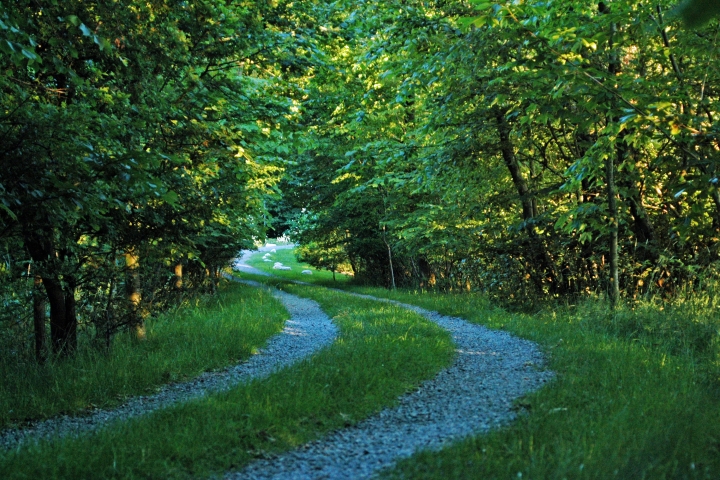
[348,288,720,479]
[0,279,454,479]
[250,249,720,479]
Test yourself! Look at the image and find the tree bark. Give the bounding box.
[33,275,47,363]
[43,276,74,355]
[494,108,536,222]
[607,150,620,307]
[23,230,77,356]
[125,249,146,340]
[63,275,78,352]
[494,108,560,292]
[606,8,621,306]
[174,262,183,302]
[619,177,659,263]
[382,226,396,290]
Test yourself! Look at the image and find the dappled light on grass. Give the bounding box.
[243,248,352,287]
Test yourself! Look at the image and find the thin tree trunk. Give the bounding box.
[494,108,560,292]
[125,249,146,340]
[43,277,72,355]
[22,230,76,356]
[174,262,183,302]
[606,7,621,306]
[63,275,78,352]
[33,275,47,363]
[382,226,396,290]
[494,108,535,221]
[607,151,620,306]
[619,177,658,263]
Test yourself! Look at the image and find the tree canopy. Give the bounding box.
[2,0,720,360]
[281,0,720,302]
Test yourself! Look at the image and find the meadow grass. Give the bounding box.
[0,280,455,479]
[338,288,720,479]
[246,247,352,287]
[237,249,720,478]
[0,282,287,429]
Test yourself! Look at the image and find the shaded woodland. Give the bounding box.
[2,0,720,362]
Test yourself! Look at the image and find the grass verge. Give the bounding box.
[0,280,454,479]
[238,248,720,478]
[337,288,720,479]
[246,247,351,287]
[0,282,287,429]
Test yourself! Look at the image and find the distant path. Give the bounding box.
[0,269,337,450]
[228,251,554,480]
[233,244,295,276]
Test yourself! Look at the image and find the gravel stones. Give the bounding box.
[0,278,338,451]
[2,246,554,480]
[228,291,554,480]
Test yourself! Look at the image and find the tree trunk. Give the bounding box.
[606,6,621,307]
[619,178,659,264]
[382,226,396,290]
[494,108,535,222]
[125,250,146,340]
[494,108,560,292]
[23,230,77,356]
[63,275,78,352]
[174,262,183,302]
[33,275,47,363]
[607,150,620,307]
[43,276,74,355]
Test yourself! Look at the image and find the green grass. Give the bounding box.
[238,249,720,478]
[246,247,352,286]
[0,282,288,429]
[8,245,713,479]
[331,288,720,480]
[0,280,455,479]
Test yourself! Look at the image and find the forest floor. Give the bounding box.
[0,246,552,479]
[0,270,337,451]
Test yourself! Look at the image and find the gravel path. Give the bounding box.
[0,273,338,450]
[2,245,553,480]
[228,252,554,480]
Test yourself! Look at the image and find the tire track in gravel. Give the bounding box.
[228,252,555,480]
[0,275,337,451]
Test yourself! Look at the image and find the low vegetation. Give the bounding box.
[246,247,352,286]
[0,276,454,479]
[246,250,720,478]
[0,282,287,429]
[342,287,720,479]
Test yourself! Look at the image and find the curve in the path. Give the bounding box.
[0,279,337,450]
[228,263,554,480]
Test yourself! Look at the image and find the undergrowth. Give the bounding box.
[0,282,287,429]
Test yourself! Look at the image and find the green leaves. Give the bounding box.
[0,0,305,356]
[675,0,720,28]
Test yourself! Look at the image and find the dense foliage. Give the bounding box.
[0,0,307,359]
[285,0,720,303]
[2,0,719,353]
